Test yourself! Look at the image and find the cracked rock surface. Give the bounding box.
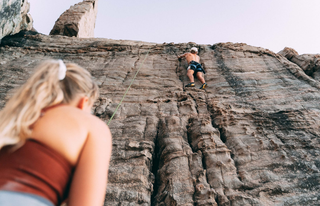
[279,47,320,81]
[1,32,320,205]
[0,0,33,41]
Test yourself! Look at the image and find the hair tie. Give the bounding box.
[58,59,67,80]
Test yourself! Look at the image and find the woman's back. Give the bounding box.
[31,105,93,166]
[30,104,112,206]
[0,60,112,206]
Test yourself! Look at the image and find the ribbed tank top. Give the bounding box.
[0,139,73,206]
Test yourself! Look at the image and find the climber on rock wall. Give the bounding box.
[178,47,207,89]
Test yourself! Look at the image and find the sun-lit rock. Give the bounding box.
[50,0,98,38]
[279,47,320,79]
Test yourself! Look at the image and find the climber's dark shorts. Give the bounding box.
[187,61,206,75]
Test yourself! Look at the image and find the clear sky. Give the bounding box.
[28,0,320,54]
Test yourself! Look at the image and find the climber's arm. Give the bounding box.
[178,53,187,59]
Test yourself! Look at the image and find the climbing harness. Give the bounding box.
[107,48,151,125]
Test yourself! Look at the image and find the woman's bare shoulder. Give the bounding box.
[44,105,92,121]
[54,106,110,137]
[31,105,110,165]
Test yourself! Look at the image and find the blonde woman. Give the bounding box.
[0,60,112,206]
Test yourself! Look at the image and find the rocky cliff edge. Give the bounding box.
[1,31,320,206]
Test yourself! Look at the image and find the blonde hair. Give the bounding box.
[0,60,99,149]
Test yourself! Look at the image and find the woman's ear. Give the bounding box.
[77,96,89,110]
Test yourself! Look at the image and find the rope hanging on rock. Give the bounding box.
[107,48,151,125]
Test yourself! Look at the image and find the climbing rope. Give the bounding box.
[107,48,151,125]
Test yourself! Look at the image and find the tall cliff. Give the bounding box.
[1,31,320,206]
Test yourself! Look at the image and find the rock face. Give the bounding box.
[50,0,98,38]
[0,0,33,41]
[1,32,320,206]
[279,47,320,80]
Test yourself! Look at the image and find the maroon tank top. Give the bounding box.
[0,139,73,206]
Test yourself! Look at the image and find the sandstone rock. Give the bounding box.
[290,54,320,77]
[1,31,320,205]
[279,47,320,79]
[278,47,298,60]
[0,0,33,41]
[94,97,111,116]
[50,0,98,38]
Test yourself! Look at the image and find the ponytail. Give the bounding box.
[0,60,98,149]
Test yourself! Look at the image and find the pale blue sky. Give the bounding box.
[29,0,320,54]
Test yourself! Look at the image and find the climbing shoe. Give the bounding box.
[185,82,195,87]
[199,83,207,90]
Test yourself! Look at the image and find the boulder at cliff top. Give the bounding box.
[278,47,299,60]
[279,47,320,80]
[1,32,320,205]
[50,0,98,38]
[0,0,33,41]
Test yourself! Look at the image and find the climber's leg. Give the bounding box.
[187,69,195,83]
[196,72,205,84]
